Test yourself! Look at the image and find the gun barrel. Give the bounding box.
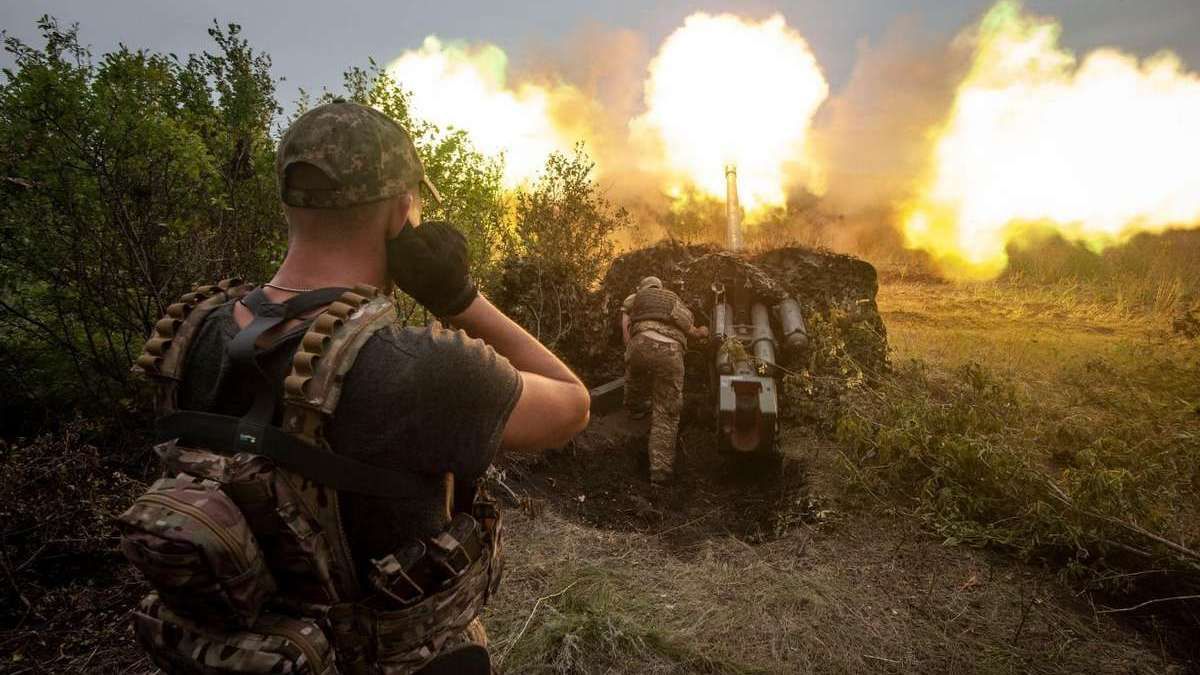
[725,164,742,251]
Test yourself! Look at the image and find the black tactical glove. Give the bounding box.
[386,220,479,316]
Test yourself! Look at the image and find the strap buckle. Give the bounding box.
[472,500,500,538]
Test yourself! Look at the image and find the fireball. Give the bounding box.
[386,37,585,187]
[905,1,1200,278]
[631,13,829,211]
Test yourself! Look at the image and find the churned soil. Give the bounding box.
[508,408,815,553]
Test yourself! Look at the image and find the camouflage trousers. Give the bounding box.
[625,333,684,483]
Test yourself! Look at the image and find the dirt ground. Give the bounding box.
[478,278,1192,674]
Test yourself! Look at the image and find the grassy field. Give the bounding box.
[481,277,1199,673]
[859,280,1199,578]
[3,276,1196,673]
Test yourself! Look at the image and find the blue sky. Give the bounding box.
[3,0,1198,111]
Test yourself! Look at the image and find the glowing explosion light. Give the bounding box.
[905,0,1200,279]
[631,13,829,211]
[387,36,579,187]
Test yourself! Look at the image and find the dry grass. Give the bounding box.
[880,279,1192,382]
[848,279,1200,648]
[484,496,1171,674]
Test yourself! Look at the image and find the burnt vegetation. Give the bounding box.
[2,16,1199,674]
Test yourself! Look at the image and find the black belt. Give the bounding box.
[156,410,410,499]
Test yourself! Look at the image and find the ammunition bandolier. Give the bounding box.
[121,279,503,674]
[627,287,693,344]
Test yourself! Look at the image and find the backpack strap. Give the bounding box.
[134,278,254,413]
[276,284,399,602]
[227,286,351,371]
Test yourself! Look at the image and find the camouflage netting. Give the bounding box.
[488,257,608,376]
[753,246,889,371]
[494,241,889,423]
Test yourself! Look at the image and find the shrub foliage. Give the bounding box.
[0,20,611,424]
[0,18,283,423]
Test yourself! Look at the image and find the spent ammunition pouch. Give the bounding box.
[122,280,502,674]
[628,287,692,343]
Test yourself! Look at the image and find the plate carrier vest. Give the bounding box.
[628,287,690,343]
[119,279,503,675]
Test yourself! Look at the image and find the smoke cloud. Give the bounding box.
[382,2,1200,273]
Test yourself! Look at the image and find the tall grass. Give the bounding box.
[1004,230,1200,318]
[836,339,1200,604]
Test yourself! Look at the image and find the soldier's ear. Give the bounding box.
[386,193,414,239]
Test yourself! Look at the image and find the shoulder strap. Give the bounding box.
[152,283,403,497]
[226,286,352,438]
[277,284,398,602]
[153,411,414,497]
[134,278,254,413]
[226,286,349,369]
[280,286,399,444]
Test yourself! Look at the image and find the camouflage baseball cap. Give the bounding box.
[276,100,441,209]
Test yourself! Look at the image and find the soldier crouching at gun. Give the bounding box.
[118,101,591,674]
[622,276,708,485]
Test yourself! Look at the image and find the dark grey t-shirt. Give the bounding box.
[177,299,522,572]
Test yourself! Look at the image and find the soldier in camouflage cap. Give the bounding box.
[121,97,593,673]
[277,99,441,209]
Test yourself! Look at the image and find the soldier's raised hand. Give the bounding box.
[387,220,479,317]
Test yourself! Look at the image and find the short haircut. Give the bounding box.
[283,196,401,243]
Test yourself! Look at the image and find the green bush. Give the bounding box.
[836,355,1200,591]
[0,17,283,419]
[491,147,629,352]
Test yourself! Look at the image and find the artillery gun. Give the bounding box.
[707,279,807,458]
[588,166,815,473]
[704,165,806,462]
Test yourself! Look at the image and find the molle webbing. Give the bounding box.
[281,289,399,445]
[147,284,400,497]
[629,288,689,343]
[628,287,679,326]
[145,282,399,603]
[276,285,398,603]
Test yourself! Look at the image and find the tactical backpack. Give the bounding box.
[121,279,503,674]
